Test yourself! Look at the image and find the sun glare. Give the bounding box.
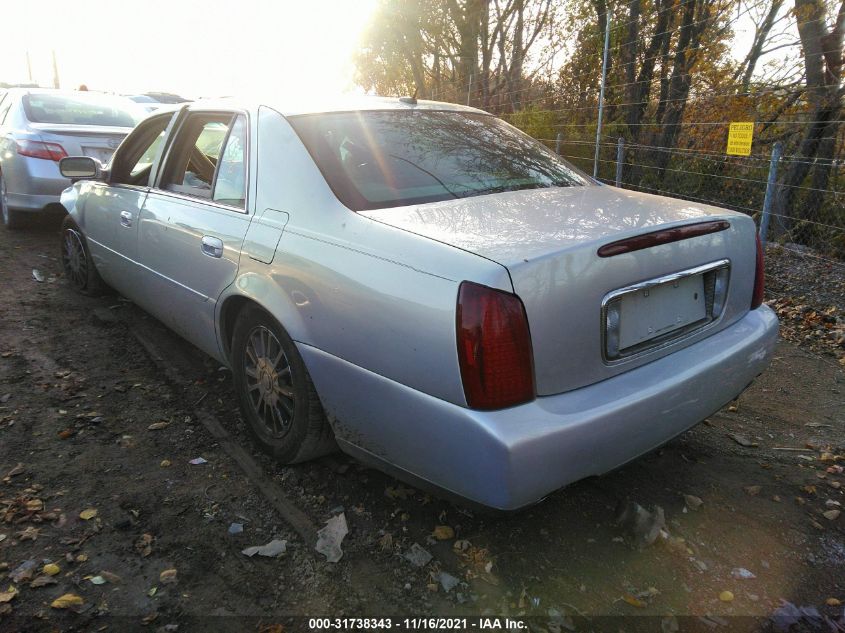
[0,0,378,101]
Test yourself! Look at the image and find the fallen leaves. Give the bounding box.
[159,568,178,584]
[16,526,39,541]
[719,590,735,602]
[684,494,704,511]
[822,509,841,521]
[744,485,762,496]
[432,525,455,540]
[728,433,758,448]
[42,563,60,576]
[136,533,154,557]
[79,508,98,520]
[147,421,170,431]
[50,593,83,609]
[0,586,17,603]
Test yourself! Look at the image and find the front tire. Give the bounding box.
[231,306,336,463]
[60,216,104,295]
[0,173,22,230]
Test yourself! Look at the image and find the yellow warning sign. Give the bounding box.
[726,122,754,156]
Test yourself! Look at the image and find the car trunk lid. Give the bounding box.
[29,123,131,164]
[361,184,759,396]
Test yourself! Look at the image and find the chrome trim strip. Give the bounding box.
[600,259,731,365]
[88,236,212,302]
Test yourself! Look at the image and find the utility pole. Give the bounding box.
[52,50,60,89]
[593,16,611,180]
[26,51,33,83]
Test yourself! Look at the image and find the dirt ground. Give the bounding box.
[0,219,843,633]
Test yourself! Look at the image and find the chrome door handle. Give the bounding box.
[120,211,133,227]
[201,235,224,258]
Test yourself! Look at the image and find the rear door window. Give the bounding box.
[159,112,247,208]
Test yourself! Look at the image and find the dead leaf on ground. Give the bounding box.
[50,593,83,609]
[16,526,39,541]
[384,485,415,500]
[159,569,177,584]
[744,485,762,496]
[684,494,704,510]
[147,421,170,431]
[728,433,758,448]
[30,575,58,588]
[0,586,17,603]
[621,594,647,608]
[136,533,154,557]
[79,508,98,520]
[432,525,455,540]
[4,463,24,478]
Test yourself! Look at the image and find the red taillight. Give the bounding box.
[16,140,68,161]
[456,282,534,410]
[751,232,765,309]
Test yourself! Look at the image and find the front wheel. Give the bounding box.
[231,306,336,463]
[60,216,104,295]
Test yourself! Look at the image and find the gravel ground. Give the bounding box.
[0,221,843,633]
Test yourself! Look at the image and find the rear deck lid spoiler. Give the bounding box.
[597,220,731,257]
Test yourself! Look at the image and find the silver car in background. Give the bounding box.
[57,97,779,510]
[0,89,143,228]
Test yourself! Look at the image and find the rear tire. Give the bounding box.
[0,173,22,230]
[60,215,105,296]
[231,306,336,463]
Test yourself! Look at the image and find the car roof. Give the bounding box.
[185,95,489,117]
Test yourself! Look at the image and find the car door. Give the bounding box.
[81,111,178,290]
[136,110,252,359]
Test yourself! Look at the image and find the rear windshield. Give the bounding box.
[23,94,142,127]
[289,111,589,211]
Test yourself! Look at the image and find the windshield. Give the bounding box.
[23,93,143,127]
[289,110,589,211]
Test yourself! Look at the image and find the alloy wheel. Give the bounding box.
[61,229,89,289]
[243,325,295,437]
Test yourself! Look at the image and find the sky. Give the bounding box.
[1,0,379,99]
[2,0,787,102]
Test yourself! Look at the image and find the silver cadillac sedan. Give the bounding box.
[58,97,778,510]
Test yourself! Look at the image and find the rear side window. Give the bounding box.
[213,115,247,208]
[289,111,589,211]
[22,94,141,127]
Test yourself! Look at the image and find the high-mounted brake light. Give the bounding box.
[16,140,68,162]
[456,282,534,410]
[751,232,765,309]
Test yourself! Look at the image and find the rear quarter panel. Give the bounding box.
[221,106,511,406]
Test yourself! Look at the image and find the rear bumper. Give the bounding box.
[301,305,779,510]
[4,155,69,211]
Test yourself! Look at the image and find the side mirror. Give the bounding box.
[60,156,103,181]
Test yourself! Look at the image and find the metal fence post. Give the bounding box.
[615,137,625,187]
[593,16,611,180]
[759,141,782,247]
[556,132,562,155]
